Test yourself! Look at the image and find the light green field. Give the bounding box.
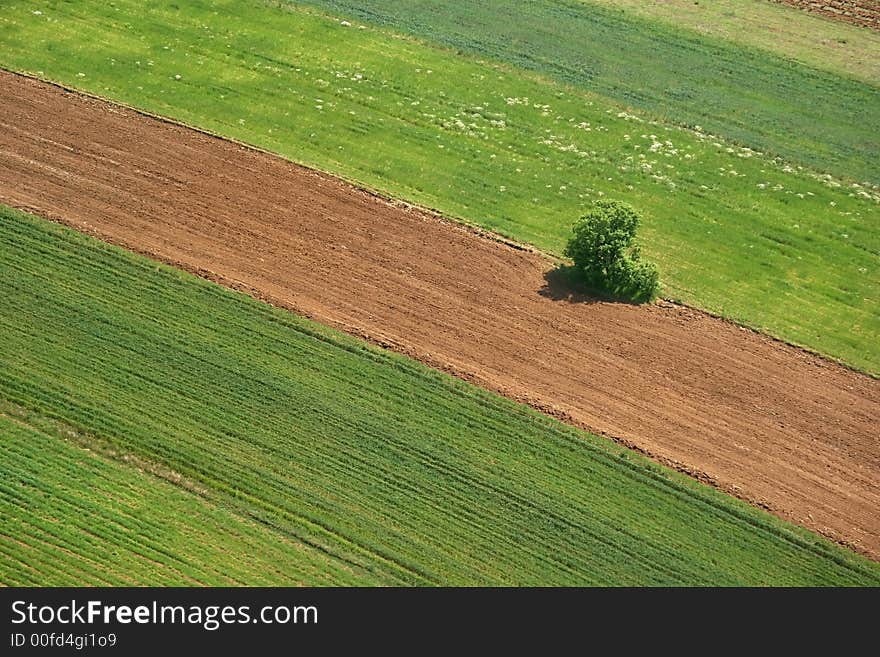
[0,414,374,586]
[2,0,877,373]
[583,0,880,85]
[2,205,877,586]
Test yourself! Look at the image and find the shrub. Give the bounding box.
[563,200,659,302]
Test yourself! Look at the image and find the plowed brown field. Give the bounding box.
[774,0,880,29]
[1,71,878,558]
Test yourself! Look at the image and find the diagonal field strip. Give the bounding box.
[0,411,379,586]
[0,72,878,559]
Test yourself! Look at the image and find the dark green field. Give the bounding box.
[1,206,877,586]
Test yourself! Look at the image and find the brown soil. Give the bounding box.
[772,1,880,30]
[1,71,878,560]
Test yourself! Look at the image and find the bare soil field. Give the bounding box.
[1,71,878,559]
[773,1,880,29]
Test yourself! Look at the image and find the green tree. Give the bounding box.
[563,200,659,303]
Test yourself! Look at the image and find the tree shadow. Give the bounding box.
[538,265,642,305]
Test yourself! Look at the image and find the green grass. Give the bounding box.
[294,0,880,183]
[1,0,878,374]
[582,0,880,86]
[0,414,376,586]
[1,205,878,586]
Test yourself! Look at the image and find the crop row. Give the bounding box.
[0,413,375,586]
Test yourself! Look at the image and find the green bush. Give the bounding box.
[563,200,659,303]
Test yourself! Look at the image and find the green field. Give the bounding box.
[581,0,880,86]
[0,414,373,586]
[1,0,878,373]
[1,205,878,585]
[296,0,880,182]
